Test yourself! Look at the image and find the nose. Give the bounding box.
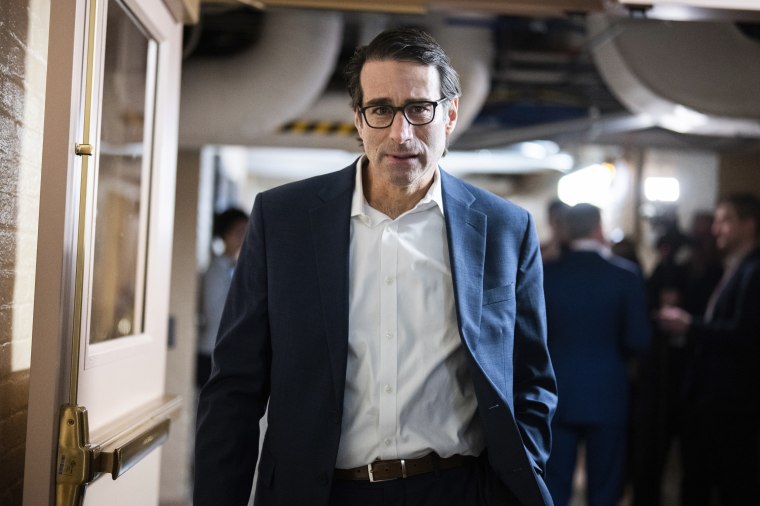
[388,110,414,144]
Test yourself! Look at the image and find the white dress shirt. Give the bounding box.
[336,159,484,469]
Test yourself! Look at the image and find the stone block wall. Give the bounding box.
[0,0,48,503]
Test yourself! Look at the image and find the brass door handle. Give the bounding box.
[56,395,182,506]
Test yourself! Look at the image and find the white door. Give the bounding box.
[24,0,182,504]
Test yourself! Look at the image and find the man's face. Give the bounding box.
[712,203,756,254]
[355,59,457,190]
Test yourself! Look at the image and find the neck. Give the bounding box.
[367,188,429,219]
[362,166,434,220]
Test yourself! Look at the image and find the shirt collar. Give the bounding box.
[570,238,612,258]
[724,242,758,271]
[350,156,445,220]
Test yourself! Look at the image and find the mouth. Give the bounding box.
[386,152,418,162]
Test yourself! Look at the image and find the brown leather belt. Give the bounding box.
[334,453,475,482]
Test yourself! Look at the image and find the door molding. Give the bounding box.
[24,0,182,503]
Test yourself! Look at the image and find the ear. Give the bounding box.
[445,97,459,135]
[354,109,363,133]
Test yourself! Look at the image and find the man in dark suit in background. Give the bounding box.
[543,203,650,506]
[658,193,760,505]
[194,27,557,506]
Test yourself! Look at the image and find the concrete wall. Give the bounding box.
[160,150,202,505]
[0,0,49,503]
[719,147,760,199]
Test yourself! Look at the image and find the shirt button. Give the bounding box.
[385,331,394,340]
[384,439,392,447]
[384,276,394,285]
[384,384,393,394]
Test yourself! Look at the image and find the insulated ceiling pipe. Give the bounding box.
[178,9,344,148]
[245,13,495,152]
[588,13,760,137]
[429,15,494,144]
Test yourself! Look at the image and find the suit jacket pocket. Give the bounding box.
[483,283,515,306]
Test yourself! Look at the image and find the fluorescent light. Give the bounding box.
[644,177,680,202]
[557,163,616,207]
[621,1,760,11]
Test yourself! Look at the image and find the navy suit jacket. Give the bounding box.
[194,164,558,506]
[543,250,650,424]
[686,247,760,416]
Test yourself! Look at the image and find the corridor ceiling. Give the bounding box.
[179,0,760,154]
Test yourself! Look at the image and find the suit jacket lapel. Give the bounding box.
[710,247,760,320]
[309,165,355,407]
[441,170,487,348]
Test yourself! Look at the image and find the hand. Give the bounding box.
[657,306,692,334]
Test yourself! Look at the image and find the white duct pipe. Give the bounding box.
[588,13,760,137]
[429,16,494,143]
[179,9,344,148]
[245,13,495,151]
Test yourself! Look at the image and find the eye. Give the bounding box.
[368,105,392,117]
[406,103,431,115]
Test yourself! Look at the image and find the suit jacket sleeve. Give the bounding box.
[689,257,760,345]
[513,213,558,473]
[194,193,271,505]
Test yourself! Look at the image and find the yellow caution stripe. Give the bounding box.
[280,120,357,136]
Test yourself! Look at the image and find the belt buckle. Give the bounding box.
[367,459,406,482]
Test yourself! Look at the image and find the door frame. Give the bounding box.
[22,0,182,503]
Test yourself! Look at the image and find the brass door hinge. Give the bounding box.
[56,405,96,506]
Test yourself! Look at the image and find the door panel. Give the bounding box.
[77,0,167,434]
[24,0,182,503]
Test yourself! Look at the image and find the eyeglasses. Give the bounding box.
[359,98,448,129]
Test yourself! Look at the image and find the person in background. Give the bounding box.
[632,211,722,506]
[679,211,723,319]
[197,207,248,389]
[610,235,642,267]
[540,198,570,263]
[543,203,650,506]
[658,193,760,505]
[632,230,688,506]
[194,27,557,506]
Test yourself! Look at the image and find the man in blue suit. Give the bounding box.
[543,204,650,506]
[194,29,557,506]
[194,28,557,506]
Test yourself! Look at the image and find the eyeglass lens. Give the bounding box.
[364,102,437,128]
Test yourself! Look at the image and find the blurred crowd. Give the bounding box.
[540,194,760,506]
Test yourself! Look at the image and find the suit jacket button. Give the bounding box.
[317,472,329,485]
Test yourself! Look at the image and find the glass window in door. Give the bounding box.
[89,0,157,343]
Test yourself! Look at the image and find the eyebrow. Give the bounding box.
[363,97,435,107]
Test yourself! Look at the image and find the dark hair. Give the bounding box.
[547,199,570,221]
[718,193,760,237]
[564,203,602,241]
[213,207,248,239]
[343,27,461,112]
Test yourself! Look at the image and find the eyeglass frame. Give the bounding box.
[358,97,449,129]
